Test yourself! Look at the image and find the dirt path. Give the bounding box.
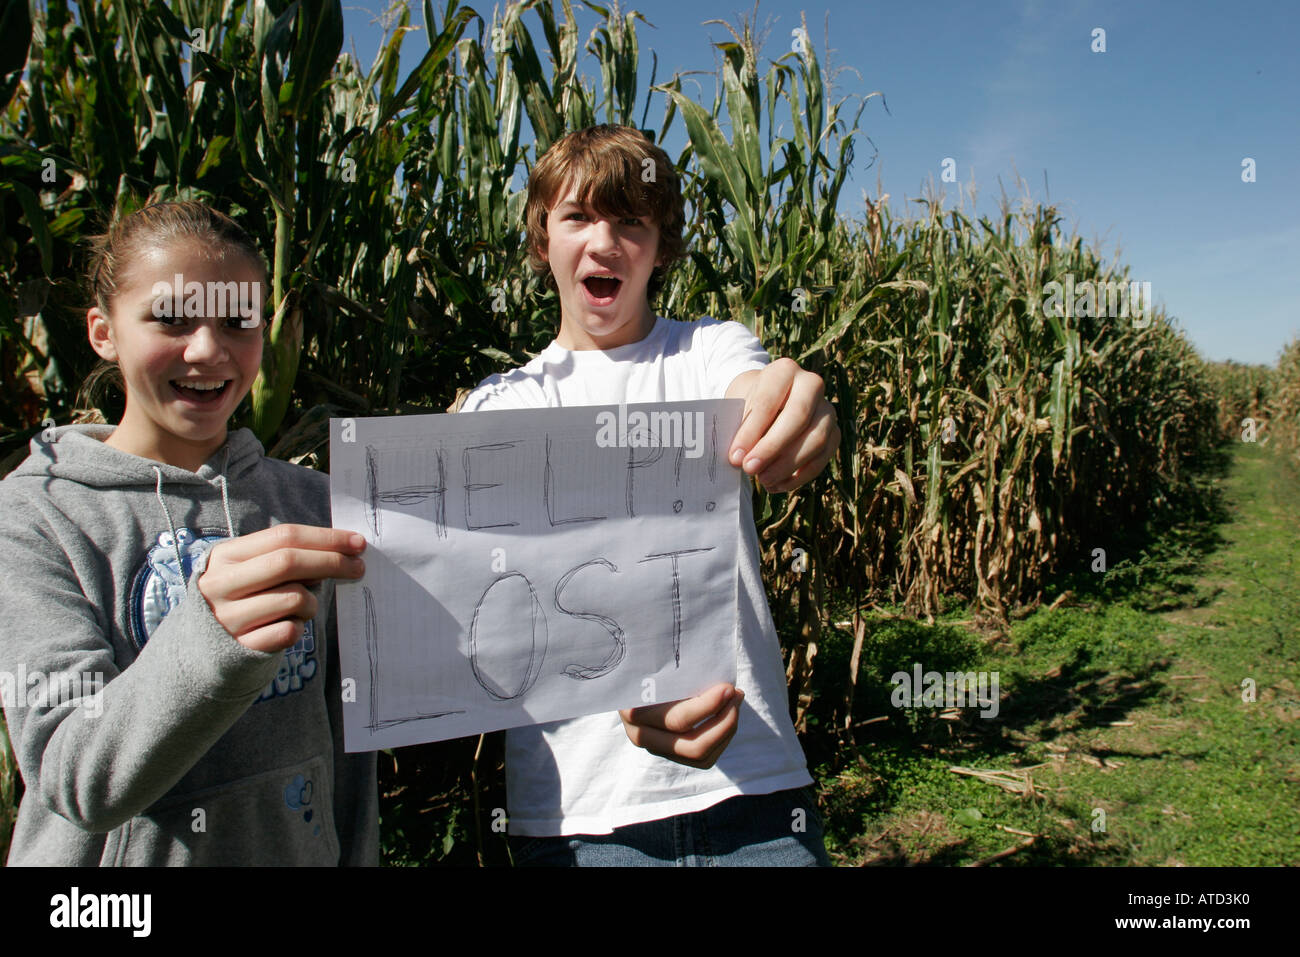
[822,441,1300,866]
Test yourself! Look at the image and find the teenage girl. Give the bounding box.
[0,202,376,865]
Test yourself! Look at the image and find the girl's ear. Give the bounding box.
[87,307,118,362]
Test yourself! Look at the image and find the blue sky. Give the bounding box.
[342,0,1299,366]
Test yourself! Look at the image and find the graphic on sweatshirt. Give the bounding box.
[129,526,318,703]
[285,773,322,838]
[255,626,317,702]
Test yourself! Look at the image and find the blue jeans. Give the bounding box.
[509,787,831,866]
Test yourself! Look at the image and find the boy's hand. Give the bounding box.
[619,684,744,769]
[198,525,366,653]
[726,358,840,493]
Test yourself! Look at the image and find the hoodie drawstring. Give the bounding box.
[153,466,187,594]
[152,446,237,595]
[216,446,235,540]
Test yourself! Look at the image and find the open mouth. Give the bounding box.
[171,380,230,404]
[582,275,622,304]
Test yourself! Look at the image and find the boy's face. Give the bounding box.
[542,182,662,351]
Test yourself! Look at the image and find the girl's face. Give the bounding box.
[87,241,266,471]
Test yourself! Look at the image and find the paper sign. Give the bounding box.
[329,400,745,750]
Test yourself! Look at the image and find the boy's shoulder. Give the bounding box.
[460,356,551,411]
[654,315,771,389]
[657,314,756,348]
[660,314,765,353]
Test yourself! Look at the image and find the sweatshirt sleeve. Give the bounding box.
[0,508,282,834]
[324,591,379,865]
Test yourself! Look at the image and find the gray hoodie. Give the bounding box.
[0,425,377,865]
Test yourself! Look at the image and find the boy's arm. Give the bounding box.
[621,358,838,766]
[724,357,840,493]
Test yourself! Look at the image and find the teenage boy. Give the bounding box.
[459,125,839,865]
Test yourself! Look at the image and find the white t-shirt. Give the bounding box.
[460,316,812,836]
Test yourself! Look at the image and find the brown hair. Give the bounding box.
[525,125,685,298]
[78,201,266,410]
[86,200,266,313]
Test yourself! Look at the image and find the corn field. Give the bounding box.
[1273,339,1300,467]
[1203,343,1300,468]
[1,0,1294,863]
[1204,359,1275,441]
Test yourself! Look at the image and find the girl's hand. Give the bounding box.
[197,525,366,652]
[619,683,743,769]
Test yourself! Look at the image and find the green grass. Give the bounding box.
[812,440,1300,866]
